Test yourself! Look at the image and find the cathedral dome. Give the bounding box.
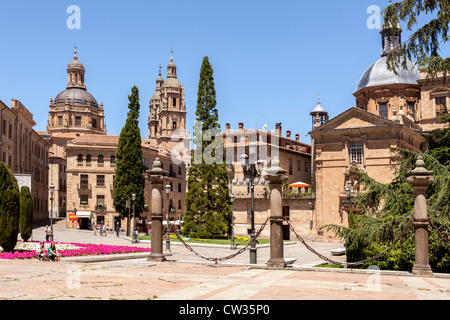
[54,88,99,108]
[164,77,181,88]
[356,56,419,92]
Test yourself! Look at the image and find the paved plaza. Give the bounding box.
[0,219,449,302]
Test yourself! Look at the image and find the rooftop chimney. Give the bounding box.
[295,134,299,142]
[238,122,244,129]
[226,123,230,132]
[275,122,282,136]
[286,130,291,139]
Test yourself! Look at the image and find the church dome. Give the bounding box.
[164,77,181,88]
[54,88,99,108]
[356,56,419,92]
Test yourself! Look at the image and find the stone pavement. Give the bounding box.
[0,218,448,301]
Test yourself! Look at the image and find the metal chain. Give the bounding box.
[284,218,414,267]
[169,218,270,264]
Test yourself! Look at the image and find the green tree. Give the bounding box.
[113,86,145,235]
[19,186,33,242]
[183,56,232,239]
[0,163,20,252]
[383,0,450,78]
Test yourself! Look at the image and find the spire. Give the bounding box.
[167,50,177,79]
[67,47,86,89]
[380,8,402,57]
[74,46,78,60]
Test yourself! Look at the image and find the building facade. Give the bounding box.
[0,99,50,222]
[43,49,188,230]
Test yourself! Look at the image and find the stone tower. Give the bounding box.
[148,53,188,152]
[47,48,106,135]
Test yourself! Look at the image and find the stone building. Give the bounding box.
[42,49,188,231]
[0,99,50,222]
[309,24,448,241]
[65,134,186,230]
[223,122,313,240]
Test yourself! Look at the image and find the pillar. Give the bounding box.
[147,158,168,262]
[406,156,434,276]
[265,157,288,268]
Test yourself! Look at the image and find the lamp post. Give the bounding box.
[230,194,236,250]
[240,153,264,264]
[49,184,55,242]
[165,183,171,253]
[343,180,355,209]
[131,193,137,243]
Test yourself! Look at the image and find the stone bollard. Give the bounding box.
[147,158,168,262]
[265,157,288,268]
[406,156,434,276]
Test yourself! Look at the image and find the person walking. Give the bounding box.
[44,225,50,242]
[93,223,97,236]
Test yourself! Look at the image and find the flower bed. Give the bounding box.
[0,241,151,260]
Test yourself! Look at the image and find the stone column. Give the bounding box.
[265,157,288,268]
[147,158,168,262]
[406,156,434,276]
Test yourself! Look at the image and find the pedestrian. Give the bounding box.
[47,242,61,262]
[35,242,46,260]
[115,222,119,237]
[102,224,107,237]
[93,223,97,236]
[44,225,50,241]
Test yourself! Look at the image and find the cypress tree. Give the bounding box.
[113,86,145,235]
[0,163,20,252]
[183,56,232,239]
[19,186,33,242]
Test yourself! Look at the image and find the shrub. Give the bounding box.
[19,186,33,242]
[0,163,20,252]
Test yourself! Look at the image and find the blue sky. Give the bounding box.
[0,0,448,144]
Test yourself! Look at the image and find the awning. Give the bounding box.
[289,181,311,188]
[76,211,91,218]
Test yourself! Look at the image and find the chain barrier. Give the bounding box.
[169,218,270,264]
[284,217,414,267]
[166,216,413,267]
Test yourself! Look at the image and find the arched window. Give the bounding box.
[86,154,91,163]
[98,155,104,164]
[77,154,83,163]
[110,155,116,164]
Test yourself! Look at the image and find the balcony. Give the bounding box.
[78,183,91,191]
[95,204,107,212]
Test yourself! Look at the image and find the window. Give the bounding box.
[173,98,177,107]
[305,161,308,172]
[178,166,182,175]
[77,154,83,163]
[379,102,388,118]
[2,119,5,135]
[97,175,105,187]
[80,195,88,206]
[92,119,97,128]
[75,116,82,127]
[349,141,364,164]
[110,155,116,164]
[86,154,91,164]
[178,183,182,193]
[178,200,182,209]
[436,97,447,115]
[288,159,293,175]
[58,116,63,126]
[297,161,301,171]
[80,175,89,188]
[96,195,105,206]
[98,155,104,164]
[173,122,177,130]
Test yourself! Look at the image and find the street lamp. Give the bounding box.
[131,193,137,243]
[165,183,172,253]
[343,180,355,209]
[240,153,264,264]
[49,184,55,242]
[230,194,236,250]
